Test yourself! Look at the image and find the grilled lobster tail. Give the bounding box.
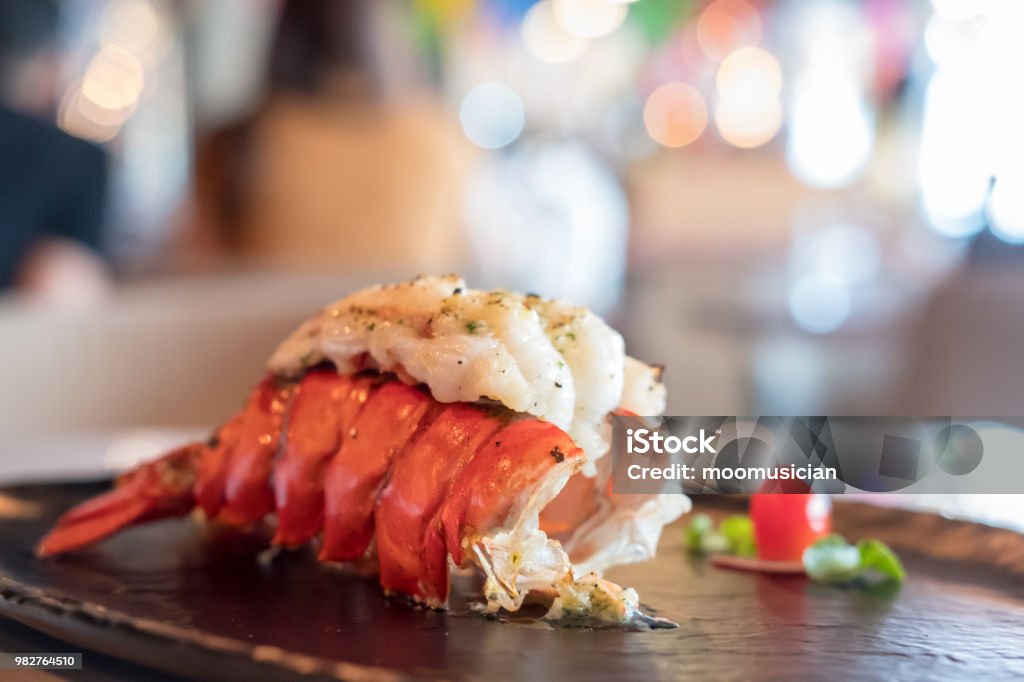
[39,276,690,622]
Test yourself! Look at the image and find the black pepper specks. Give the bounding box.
[550,446,565,463]
[555,382,563,388]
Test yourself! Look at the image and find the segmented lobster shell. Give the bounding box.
[37,368,584,608]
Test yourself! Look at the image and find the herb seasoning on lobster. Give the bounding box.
[37,275,689,626]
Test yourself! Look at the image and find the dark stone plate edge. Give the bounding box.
[0,574,425,682]
[5,481,1024,681]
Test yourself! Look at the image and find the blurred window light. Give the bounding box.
[643,83,707,148]
[979,1,1024,242]
[786,72,874,189]
[930,0,985,21]
[917,0,1024,241]
[913,1,1024,239]
[459,83,526,149]
[988,177,1024,244]
[789,0,871,73]
[788,274,851,334]
[783,0,875,187]
[696,0,762,62]
[918,71,988,238]
[714,47,782,148]
[552,0,628,39]
[924,14,980,67]
[522,1,589,64]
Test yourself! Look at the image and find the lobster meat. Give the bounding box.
[38,276,689,622]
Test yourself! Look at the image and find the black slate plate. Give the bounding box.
[2,481,1024,681]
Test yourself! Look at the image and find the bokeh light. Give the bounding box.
[714,47,782,148]
[786,73,873,189]
[643,83,707,148]
[59,87,123,143]
[714,98,781,149]
[57,0,175,145]
[552,0,628,39]
[81,45,147,111]
[788,275,851,334]
[784,0,874,189]
[60,43,148,143]
[459,82,526,149]
[696,0,762,62]
[716,47,781,95]
[522,1,589,64]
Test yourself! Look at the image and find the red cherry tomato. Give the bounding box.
[750,492,832,562]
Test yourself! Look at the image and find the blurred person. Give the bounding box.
[0,0,110,303]
[191,0,472,274]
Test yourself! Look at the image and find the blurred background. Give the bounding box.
[1,0,1023,525]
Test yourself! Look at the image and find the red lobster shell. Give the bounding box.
[37,369,585,608]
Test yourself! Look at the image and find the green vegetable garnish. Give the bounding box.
[857,538,906,582]
[802,535,905,586]
[685,514,752,556]
[685,514,713,553]
[719,515,757,557]
[702,532,730,554]
[802,535,862,583]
